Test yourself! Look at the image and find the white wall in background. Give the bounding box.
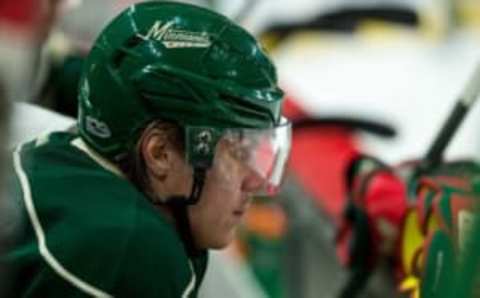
[273,30,480,163]
[9,103,74,147]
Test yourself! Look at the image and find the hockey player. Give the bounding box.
[0,2,291,297]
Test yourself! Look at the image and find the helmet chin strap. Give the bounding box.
[158,167,207,256]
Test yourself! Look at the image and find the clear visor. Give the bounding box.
[220,117,292,196]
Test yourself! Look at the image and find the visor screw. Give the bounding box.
[196,143,210,155]
[197,130,213,143]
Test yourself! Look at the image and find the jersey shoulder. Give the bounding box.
[11,132,204,297]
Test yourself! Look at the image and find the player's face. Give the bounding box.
[188,139,265,249]
[143,126,267,250]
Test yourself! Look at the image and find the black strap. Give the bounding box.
[160,167,207,256]
[187,168,206,205]
[170,203,201,257]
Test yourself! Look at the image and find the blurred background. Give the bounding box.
[1,0,480,297]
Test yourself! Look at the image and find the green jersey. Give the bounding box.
[1,132,208,298]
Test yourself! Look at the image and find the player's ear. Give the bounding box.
[140,126,176,180]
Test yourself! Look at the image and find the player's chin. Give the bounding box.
[206,227,238,250]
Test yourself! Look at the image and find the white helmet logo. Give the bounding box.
[138,20,211,48]
[86,116,112,138]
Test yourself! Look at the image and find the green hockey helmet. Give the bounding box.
[78,1,291,195]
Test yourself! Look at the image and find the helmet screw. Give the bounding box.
[197,130,212,143]
[196,143,210,155]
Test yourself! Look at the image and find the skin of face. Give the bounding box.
[141,127,265,250]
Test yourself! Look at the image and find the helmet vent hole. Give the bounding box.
[112,35,145,68]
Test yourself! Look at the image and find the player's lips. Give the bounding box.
[233,195,251,217]
[233,209,245,217]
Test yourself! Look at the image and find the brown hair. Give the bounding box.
[117,120,184,198]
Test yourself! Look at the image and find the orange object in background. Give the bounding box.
[245,203,287,240]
